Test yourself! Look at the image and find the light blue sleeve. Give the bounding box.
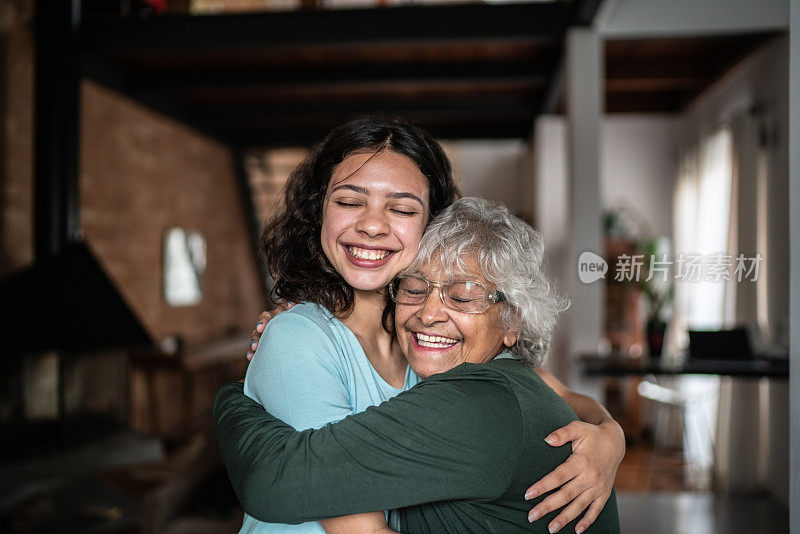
[243,310,353,431]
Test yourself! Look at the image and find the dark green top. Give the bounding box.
[214,357,620,533]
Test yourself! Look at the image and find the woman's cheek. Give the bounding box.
[403,228,423,258]
[408,218,427,246]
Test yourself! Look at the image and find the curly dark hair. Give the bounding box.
[261,116,459,320]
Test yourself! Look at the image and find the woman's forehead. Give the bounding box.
[331,150,381,182]
[330,150,426,190]
[413,255,486,283]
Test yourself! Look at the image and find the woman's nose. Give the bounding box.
[355,207,390,238]
[419,288,449,325]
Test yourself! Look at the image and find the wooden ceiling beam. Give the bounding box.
[173,77,545,105]
[125,61,553,94]
[226,114,537,147]
[606,58,717,82]
[106,39,559,71]
[78,2,607,144]
[198,97,539,122]
[235,121,536,148]
[81,3,576,54]
[605,92,691,114]
[604,34,774,57]
[605,78,708,92]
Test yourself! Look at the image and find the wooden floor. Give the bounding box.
[614,441,695,491]
[614,441,789,533]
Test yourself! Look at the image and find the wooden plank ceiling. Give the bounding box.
[80,2,775,148]
[604,34,775,113]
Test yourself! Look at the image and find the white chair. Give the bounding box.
[637,374,719,490]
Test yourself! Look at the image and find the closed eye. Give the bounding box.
[391,209,419,216]
[402,289,427,296]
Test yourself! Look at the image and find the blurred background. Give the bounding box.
[0,0,796,532]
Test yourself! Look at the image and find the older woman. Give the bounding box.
[215,198,620,533]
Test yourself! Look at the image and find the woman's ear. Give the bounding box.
[503,311,521,347]
[503,333,517,347]
[503,320,520,348]
[502,330,518,348]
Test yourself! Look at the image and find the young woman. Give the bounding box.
[239,117,624,534]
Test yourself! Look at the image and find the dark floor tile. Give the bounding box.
[617,491,789,534]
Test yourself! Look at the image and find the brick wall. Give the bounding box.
[0,1,34,276]
[81,80,264,346]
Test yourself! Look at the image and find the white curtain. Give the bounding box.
[670,127,733,360]
[671,126,734,352]
[666,126,735,483]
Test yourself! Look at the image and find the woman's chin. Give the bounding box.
[344,273,395,293]
[406,351,459,379]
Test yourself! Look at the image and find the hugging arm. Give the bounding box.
[214,377,520,524]
[245,311,390,532]
[244,311,622,533]
[531,369,625,533]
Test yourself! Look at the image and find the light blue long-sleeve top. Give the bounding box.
[239,302,420,534]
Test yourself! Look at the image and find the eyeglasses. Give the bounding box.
[388,275,505,314]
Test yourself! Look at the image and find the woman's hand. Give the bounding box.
[246,301,295,360]
[525,419,625,534]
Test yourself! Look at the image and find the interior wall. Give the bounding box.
[601,116,677,237]
[443,139,531,219]
[534,114,677,252]
[81,80,265,346]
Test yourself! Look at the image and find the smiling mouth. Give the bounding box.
[347,246,392,261]
[414,332,459,349]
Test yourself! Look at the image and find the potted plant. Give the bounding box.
[638,237,673,359]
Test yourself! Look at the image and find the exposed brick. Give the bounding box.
[81,81,265,346]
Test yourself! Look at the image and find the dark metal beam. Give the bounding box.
[233,149,269,302]
[35,0,82,261]
[539,55,565,115]
[573,0,603,26]
[536,0,601,117]
[535,0,601,118]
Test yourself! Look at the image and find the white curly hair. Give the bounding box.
[401,197,568,367]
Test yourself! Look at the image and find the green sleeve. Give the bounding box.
[213,370,522,524]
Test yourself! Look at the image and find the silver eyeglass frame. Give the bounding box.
[388,275,505,314]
